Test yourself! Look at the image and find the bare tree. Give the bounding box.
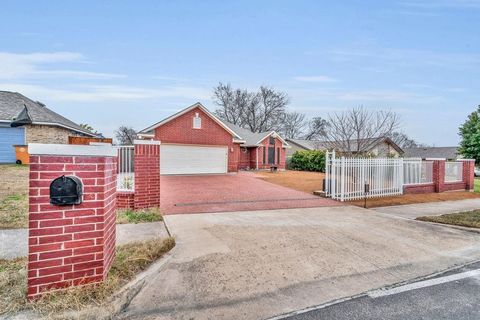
[115,126,137,145]
[213,83,289,133]
[281,112,306,138]
[303,117,328,140]
[387,131,424,149]
[324,107,401,156]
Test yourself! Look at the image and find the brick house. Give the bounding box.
[138,102,290,174]
[0,91,96,163]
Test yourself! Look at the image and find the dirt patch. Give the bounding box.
[255,170,324,194]
[350,191,480,208]
[0,165,29,229]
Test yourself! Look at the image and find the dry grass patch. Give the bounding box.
[256,170,325,194]
[0,165,29,229]
[116,207,163,224]
[0,237,175,317]
[350,191,480,208]
[416,210,480,229]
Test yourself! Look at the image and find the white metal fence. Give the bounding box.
[325,151,404,201]
[445,161,463,182]
[117,146,135,191]
[403,159,433,185]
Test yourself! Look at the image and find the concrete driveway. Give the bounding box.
[120,206,480,320]
[160,172,340,214]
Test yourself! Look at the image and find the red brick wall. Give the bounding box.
[238,147,251,169]
[250,147,259,169]
[134,143,160,209]
[154,107,240,172]
[404,183,435,194]
[461,159,475,191]
[257,136,286,169]
[28,154,117,299]
[117,192,134,209]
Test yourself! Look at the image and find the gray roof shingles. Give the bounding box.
[222,121,274,146]
[0,91,94,136]
[403,147,461,160]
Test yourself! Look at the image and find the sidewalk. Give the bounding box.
[372,198,480,219]
[0,222,169,259]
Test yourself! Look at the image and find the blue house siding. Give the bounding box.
[0,127,25,163]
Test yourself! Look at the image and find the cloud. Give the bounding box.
[0,83,211,103]
[0,52,126,80]
[293,75,338,83]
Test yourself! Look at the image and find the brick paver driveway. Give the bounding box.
[160,172,340,214]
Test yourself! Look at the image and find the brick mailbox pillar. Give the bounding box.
[27,144,117,299]
[134,140,161,210]
[429,158,446,193]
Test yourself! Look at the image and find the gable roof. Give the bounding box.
[286,137,403,153]
[403,147,460,160]
[139,102,289,147]
[0,91,96,136]
[139,102,243,140]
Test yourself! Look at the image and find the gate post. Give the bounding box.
[428,158,446,193]
[133,140,161,210]
[27,144,117,299]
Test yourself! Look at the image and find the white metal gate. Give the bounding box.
[117,145,135,191]
[325,151,404,201]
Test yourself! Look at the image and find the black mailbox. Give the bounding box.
[50,175,83,206]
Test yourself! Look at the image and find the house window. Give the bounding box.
[277,147,280,164]
[269,136,275,145]
[263,147,266,164]
[193,113,202,129]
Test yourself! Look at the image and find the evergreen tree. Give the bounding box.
[459,106,480,163]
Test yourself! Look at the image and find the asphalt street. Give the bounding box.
[280,261,480,320]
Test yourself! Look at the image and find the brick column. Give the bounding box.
[27,144,117,299]
[134,140,161,210]
[459,159,475,191]
[429,158,446,193]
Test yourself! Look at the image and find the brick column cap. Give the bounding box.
[28,143,117,157]
[134,139,161,145]
[457,159,475,162]
[426,158,446,161]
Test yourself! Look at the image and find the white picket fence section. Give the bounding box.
[445,161,463,182]
[117,145,135,191]
[325,151,404,201]
[403,159,434,185]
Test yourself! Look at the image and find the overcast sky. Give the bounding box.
[1,1,479,145]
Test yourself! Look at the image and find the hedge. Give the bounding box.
[290,150,326,172]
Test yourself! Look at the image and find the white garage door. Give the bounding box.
[160,144,228,175]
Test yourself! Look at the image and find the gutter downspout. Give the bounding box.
[256,146,259,170]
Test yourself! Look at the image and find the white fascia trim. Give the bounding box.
[233,139,247,144]
[138,102,243,140]
[134,139,161,145]
[137,133,155,138]
[29,143,117,157]
[255,131,289,146]
[425,158,447,160]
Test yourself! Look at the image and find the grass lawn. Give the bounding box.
[416,210,480,229]
[256,170,324,194]
[0,164,162,229]
[475,178,480,193]
[0,237,175,317]
[350,191,480,208]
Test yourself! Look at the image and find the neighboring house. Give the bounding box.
[403,147,461,160]
[138,102,289,175]
[0,91,96,163]
[286,137,403,157]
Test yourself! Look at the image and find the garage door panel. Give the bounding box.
[0,127,25,163]
[161,144,227,175]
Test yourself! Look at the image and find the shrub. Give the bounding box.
[290,150,326,172]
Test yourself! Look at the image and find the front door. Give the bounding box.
[268,146,275,164]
